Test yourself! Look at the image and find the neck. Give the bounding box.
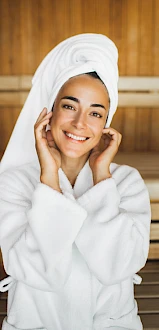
[61,153,89,186]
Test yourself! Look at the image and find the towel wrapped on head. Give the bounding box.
[0,33,119,174]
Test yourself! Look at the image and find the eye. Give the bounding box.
[62,104,75,110]
[91,112,102,118]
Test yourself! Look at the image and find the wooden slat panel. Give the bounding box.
[136,108,151,152]
[148,243,159,259]
[0,300,7,313]
[153,0,159,76]
[0,107,21,153]
[145,180,159,203]
[69,0,83,35]
[137,298,159,313]
[121,107,136,151]
[126,0,139,75]
[140,314,159,328]
[1,91,159,107]
[118,77,159,91]
[114,152,159,171]
[0,92,28,106]
[151,204,159,220]
[139,0,153,75]
[1,76,159,91]
[150,108,159,151]
[138,273,159,284]
[140,261,159,273]
[118,93,159,107]
[150,223,159,240]
[0,0,158,78]
[0,0,10,75]
[135,285,159,298]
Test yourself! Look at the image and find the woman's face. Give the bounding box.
[50,74,109,160]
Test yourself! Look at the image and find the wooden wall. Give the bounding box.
[0,0,159,157]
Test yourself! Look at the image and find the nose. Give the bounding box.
[71,111,87,130]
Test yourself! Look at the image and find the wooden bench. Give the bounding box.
[114,152,159,260]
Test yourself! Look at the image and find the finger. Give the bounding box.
[102,128,122,144]
[35,108,52,124]
[34,118,50,141]
[35,113,53,131]
[46,130,56,147]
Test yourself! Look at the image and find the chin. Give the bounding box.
[60,147,90,160]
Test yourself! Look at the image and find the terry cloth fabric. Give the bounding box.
[0,33,118,174]
[0,159,151,330]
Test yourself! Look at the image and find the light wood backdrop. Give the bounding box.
[0,0,159,157]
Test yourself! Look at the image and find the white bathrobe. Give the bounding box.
[0,159,151,330]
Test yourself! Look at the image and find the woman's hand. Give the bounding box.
[34,108,61,191]
[89,127,122,184]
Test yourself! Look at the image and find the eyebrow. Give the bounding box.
[61,96,106,110]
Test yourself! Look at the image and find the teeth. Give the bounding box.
[65,132,87,141]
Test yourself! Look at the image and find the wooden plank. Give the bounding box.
[139,0,153,75]
[0,299,7,313]
[0,77,20,90]
[140,314,159,328]
[0,92,28,106]
[121,108,136,151]
[0,0,10,75]
[126,0,139,75]
[94,0,110,35]
[9,0,21,75]
[145,180,159,203]
[109,0,126,75]
[119,77,159,91]
[153,0,159,75]
[114,152,159,183]
[151,203,159,220]
[148,243,159,259]
[118,93,159,108]
[140,260,159,273]
[1,76,159,91]
[0,107,21,154]
[138,273,159,284]
[1,91,159,107]
[69,0,83,35]
[150,108,159,151]
[150,223,159,240]
[0,76,32,91]
[135,284,159,298]
[137,298,159,313]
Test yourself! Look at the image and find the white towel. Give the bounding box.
[0,33,118,174]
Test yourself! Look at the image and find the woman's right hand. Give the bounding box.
[34,108,61,191]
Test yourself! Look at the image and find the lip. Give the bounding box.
[63,131,90,143]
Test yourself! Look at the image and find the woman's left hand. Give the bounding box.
[89,127,122,184]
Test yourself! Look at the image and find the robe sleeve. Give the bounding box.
[75,165,151,285]
[0,168,87,292]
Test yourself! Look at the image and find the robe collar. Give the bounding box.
[58,160,93,199]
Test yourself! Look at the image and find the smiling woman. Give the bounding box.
[47,73,110,185]
[0,34,151,330]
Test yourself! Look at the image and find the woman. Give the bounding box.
[0,34,151,330]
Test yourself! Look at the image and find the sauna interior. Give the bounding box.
[0,0,159,329]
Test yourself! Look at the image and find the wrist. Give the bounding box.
[93,170,112,185]
[40,173,61,192]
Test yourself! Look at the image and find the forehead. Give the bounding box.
[56,74,109,101]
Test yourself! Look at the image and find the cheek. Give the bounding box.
[92,124,104,141]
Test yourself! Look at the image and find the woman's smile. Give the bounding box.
[63,131,90,142]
